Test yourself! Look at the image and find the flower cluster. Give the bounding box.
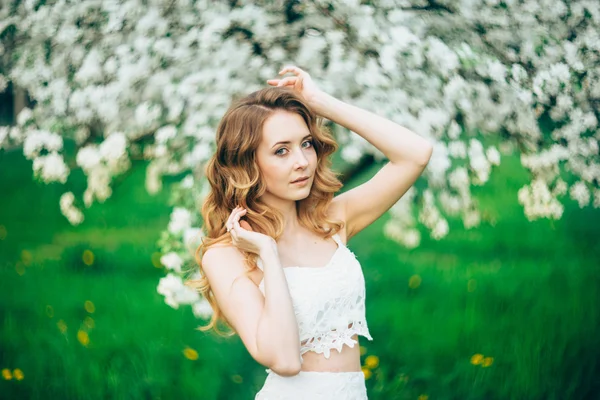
[1,0,598,314]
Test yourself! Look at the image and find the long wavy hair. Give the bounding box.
[186,86,344,336]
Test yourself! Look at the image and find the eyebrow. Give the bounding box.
[270,134,313,149]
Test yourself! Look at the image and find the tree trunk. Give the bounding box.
[13,86,26,122]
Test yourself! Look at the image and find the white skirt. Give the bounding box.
[255,370,368,399]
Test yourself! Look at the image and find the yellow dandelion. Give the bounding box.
[57,319,67,334]
[359,346,367,356]
[15,262,25,276]
[13,369,24,381]
[2,368,12,380]
[482,357,494,367]
[364,355,379,369]
[418,395,429,400]
[77,330,90,347]
[82,250,94,266]
[408,274,422,289]
[183,347,199,360]
[151,252,162,268]
[231,374,243,384]
[84,300,96,313]
[21,250,32,266]
[84,300,95,314]
[398,373,409,383]
[0,225,7,240]
[46,305,54,318]
[467,279,477,292]
[470,353,484,365]
[361,366,372,380]
[83,316,95,329]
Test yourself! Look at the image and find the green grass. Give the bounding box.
[1,149,599,400]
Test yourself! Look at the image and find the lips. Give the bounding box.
[291,176,310,183]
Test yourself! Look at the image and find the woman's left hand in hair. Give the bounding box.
[267,65,326,113]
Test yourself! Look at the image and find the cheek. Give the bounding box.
[259,157,286,185]
[308,150,318,165]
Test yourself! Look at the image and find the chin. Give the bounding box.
[295,189,313,201]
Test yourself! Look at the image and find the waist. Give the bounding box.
[300,334,362,372]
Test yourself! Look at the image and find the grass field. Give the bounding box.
[1,149,599,400]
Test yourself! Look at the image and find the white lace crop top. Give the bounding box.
[256,233,373,366]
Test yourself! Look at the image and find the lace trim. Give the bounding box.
[300,321,373,359]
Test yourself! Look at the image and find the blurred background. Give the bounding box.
[3,142,600,399]
[1,1,600,399]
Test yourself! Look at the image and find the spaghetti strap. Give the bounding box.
[331,233,343,247]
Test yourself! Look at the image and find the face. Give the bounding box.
[256,110,317,207]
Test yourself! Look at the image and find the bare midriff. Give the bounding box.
[299,334,362,372]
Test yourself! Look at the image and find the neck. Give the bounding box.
[260,194,302,239]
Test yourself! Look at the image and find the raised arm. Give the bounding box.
[270,66,434,240]
[202,244,301,376]
[315,91,433,239]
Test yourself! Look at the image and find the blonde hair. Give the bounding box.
[187,87,344,336]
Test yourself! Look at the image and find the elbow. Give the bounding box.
[418,142,434,167]
[270,359,302,377]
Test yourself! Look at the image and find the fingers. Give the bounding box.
[266,77,298,87]
[276,76,298,87]
[225,207,238,231]
[279,65,305,76]
[226,206,245,232]
[266,66,308,87]
[230,216,245,242]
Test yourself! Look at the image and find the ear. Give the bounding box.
[240,220,253,231]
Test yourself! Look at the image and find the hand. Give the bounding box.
[225,206,276,256]
[266,65,326,112]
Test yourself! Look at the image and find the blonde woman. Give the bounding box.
[191,66,433,399]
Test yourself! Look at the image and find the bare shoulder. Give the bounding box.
[202,245,249,285]
[203,245,262,287]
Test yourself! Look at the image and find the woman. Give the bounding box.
[193,66,433,399]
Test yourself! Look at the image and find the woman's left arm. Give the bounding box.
[312,92,434,240]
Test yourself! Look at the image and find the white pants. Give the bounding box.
[255,370,368,399]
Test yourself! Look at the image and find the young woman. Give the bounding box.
[192,66,433,399]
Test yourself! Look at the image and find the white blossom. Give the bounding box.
[168,207,192,234]
[192,298,214,319]
[76,146,102,171]
[486,146,501,166]
[2,0,599,313]
[59,192,84,225]
[23,130,64,159]
[569,181,590,208]
[17,108,34,126]
[183,227,203,255]
[32,152,69,183]
[157,273,200,309]
[160,252,184,273]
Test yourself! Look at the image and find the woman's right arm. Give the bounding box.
[201,244,301,376]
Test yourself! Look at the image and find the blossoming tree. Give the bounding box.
[1,0,598,317]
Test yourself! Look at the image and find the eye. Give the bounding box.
[274,139,314,156]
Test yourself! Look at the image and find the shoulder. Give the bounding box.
[201,245,249,284]
[202,243,240,265]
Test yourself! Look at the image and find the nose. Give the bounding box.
[294,148,309,169]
